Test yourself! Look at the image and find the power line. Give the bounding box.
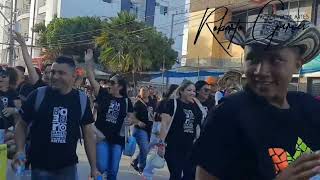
[32,0,289,48]
[49,0,251,43]
[37,13,207,47]
[48,0,203,39]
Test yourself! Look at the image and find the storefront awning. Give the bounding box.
[302,55,320,75]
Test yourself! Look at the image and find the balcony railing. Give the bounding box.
[185,58,243,70]
[18,4,30,16]
[38,0,46,8]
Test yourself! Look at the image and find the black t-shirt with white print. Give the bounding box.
[95,87,133,146]
[0,89,19,129]
[163,99,202,152]
[21,87,94,170]
[134,99,154,135]
[192,87,320,180]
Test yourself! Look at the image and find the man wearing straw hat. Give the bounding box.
[215,70,243,105]
[192,14,320,180]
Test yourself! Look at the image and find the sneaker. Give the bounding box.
[130,162,141,173]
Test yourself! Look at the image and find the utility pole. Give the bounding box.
[312,0,319,25]
[170,14,174,40]
[170,11,185,41]
[30,0,37,58]
[161,56,165,94]
[8,0,15,66]
[197,56,200,80]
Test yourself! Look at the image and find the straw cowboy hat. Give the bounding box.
[225,14,320,64]
[217,70,242,88]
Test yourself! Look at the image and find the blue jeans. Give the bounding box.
[132,128,149,170]
[96,139,123,180]
[31,165,78,180]
[142,136,161,180]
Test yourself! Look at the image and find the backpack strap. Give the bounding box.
[78,90,88,145]
[193,98,207,125]
[79,90,87,121]
[125,98,128,113]
[124,98,130,141]
[34,86,48,112]
[164,98,177,136]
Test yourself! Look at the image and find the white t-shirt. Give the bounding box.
[215,91,224,105]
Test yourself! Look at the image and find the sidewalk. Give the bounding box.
[6,145,170,180]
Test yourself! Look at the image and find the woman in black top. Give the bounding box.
[0,67,21,123]
[195,81,215,121]
[142,84,179,179]
[0,67,21,159]
[131,86,155,173]
[160,80,203,180]
[85,49,134,180]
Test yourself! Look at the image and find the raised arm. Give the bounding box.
[13,31,39,85]
[84,49,100,96]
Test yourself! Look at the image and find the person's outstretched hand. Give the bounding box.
[275,151,320,180]
[85,49,94,64]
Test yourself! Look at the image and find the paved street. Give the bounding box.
[6,144,170,180]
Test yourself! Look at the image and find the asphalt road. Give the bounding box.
[6,145,170,180]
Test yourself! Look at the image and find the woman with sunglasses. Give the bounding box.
[131,86,155,173]
[195,81,215,119]
[85,49,134,180]
[0,67,21,121]
[159,80,203,180]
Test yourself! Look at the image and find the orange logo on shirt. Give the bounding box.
[268,137,313,174]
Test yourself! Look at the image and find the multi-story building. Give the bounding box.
[185,0,320,94]
[153,0,190,65]
[0,0,132,65]
[130,0,190,66]
[1,0,189,68]
[186,0,315,70]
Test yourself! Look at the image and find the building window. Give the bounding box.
[160,6,168,15]
[232,11,247,31]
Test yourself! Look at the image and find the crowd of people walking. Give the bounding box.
[1,13,320,180]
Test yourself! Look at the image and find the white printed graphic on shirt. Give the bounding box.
[0,97,8,108]
[183,109,194,134]
[51,107,68,143]
[105,100,120,124]
[147,106,154,121]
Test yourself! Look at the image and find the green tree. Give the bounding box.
[36,17,103,61]
[96,11,177,73]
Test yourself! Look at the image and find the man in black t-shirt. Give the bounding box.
[13,57,100,179]
[192,15,320,180]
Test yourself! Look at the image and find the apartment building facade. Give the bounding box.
[0,0,131,65]
[185,0,316,69]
